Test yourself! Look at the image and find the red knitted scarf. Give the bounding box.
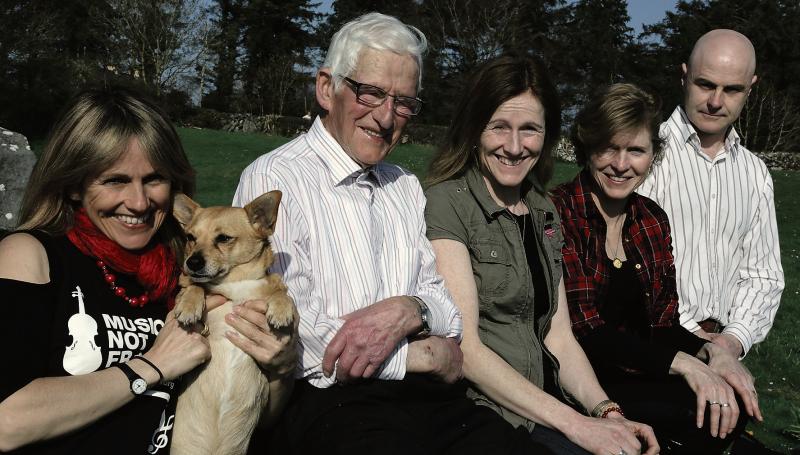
[66,209,178,309]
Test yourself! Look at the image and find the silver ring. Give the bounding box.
[618,449,628,455]
[708,400,721,406]
[720,402,731,408]
[200,323,210,337]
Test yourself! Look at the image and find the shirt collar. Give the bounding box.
[567,169,640,223]
[671,106,742,159]
[464,165,549,218]
[307,116,382,186]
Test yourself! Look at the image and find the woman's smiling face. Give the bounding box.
[588,127,654,204]
[77,138,172,251]
[479,90,546,195]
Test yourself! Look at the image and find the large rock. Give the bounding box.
[0,127,36,231]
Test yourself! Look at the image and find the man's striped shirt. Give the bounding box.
[637,107,784,355]
[233,117,462,387]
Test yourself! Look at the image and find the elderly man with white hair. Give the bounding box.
[233,12,552,454]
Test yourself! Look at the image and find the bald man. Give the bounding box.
[638,28,783,424]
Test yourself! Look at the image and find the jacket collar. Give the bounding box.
[464,165,551,219]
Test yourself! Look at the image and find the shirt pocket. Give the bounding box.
[470,240,513,300]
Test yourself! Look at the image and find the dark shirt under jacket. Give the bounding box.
[550,170,706,378]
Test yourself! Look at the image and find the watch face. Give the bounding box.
[132,378,148,395]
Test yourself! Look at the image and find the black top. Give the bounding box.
[579,258,707,382]
[604,259,649,336]
[516,213,558,397]
[0,231,179,455]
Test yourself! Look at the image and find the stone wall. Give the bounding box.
[0,127,36,231]
[182,109,450,145]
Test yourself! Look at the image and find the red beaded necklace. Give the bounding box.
[96,259,149,307]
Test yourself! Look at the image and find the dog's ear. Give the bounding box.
[172,193,200,230]
[244,190,282,238]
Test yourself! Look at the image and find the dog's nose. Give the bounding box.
[186,254,205,272]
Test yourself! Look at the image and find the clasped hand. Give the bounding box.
[322,296,419,382]
[569,414,659,455]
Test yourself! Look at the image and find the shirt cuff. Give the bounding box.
[721,322,752,359]
[416,293,462,340]
[373,338,408,380]
[681,315,701,334]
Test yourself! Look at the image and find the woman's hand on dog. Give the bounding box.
[224,299,298,377]
[144,311,212,381]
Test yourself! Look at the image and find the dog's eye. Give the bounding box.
[215,234,233,243]
[186,234,196,242]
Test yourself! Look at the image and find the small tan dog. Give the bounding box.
[170,191,296,455]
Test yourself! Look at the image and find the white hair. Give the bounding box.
[323,12,427,91]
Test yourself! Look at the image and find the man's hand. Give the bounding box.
[694,327,715,342]
[709,333,744,358]
[702,343,762,422]
[322,296,420,382]
[407,337,463,383]
[694,328,744,358]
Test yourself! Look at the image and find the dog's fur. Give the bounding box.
[170,191,296,455]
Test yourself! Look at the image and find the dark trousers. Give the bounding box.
[603,376,748,454]
[259,374,553,455]
[529,425,591,455]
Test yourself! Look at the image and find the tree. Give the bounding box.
[0,0,114,136]
[556,0,635,110]
[239,0,317,115]
[643,0,800,152]
[95,0,213,97]
[203,0,244,111]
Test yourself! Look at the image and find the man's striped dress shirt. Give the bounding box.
[637,107,784,356]
[233,117,462,387]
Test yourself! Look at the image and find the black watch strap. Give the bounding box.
[114,362,149,396]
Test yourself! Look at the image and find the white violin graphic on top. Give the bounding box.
[63,285,103,375]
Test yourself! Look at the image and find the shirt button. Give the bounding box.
[635,263,642,270]
[490,250,498,258]
[711,194,716,199]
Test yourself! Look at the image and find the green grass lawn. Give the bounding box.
[20,125,796,452]
[179,126,799,452]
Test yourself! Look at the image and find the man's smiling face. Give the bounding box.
[318,49,419,168]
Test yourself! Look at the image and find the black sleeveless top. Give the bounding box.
[0,231,178,454]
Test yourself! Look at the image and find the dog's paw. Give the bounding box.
[174,305,204,326]
[266,295,295,329]
[174,286,206,326]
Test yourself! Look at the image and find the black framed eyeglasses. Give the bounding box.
[341,76,424,116]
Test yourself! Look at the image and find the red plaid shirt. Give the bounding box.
[550,170,681,338]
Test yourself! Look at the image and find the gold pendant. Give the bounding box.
[612,257,623,269]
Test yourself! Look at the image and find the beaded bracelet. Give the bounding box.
[600,405,624,419]
[590,399,625,418]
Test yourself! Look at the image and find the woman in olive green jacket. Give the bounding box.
[424,54,657,455]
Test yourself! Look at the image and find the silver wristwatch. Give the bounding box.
[115,362,148,396]
[411,296,431,337]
